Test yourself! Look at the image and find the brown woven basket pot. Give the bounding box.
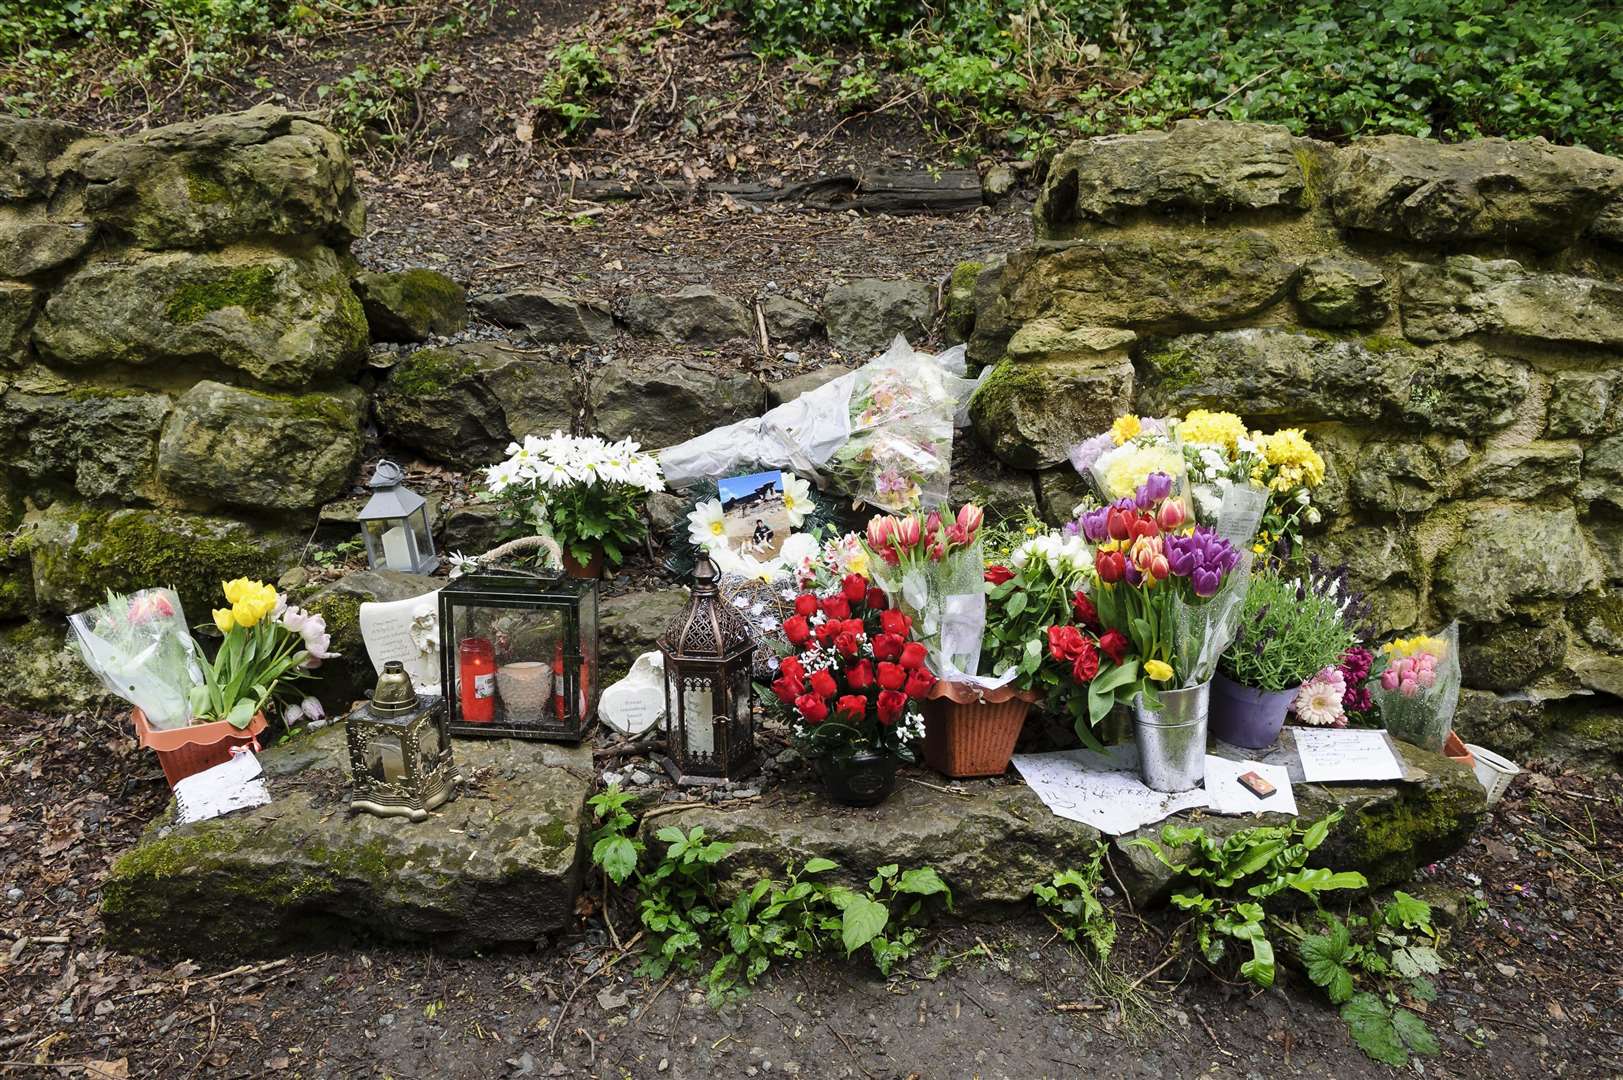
[921,683,1040,779]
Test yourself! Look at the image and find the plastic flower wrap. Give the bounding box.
[69,588,202,730]
[863,504,987,677]
[1372,625,1461,752]
[1070,414,1197,528]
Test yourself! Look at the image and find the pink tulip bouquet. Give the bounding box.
[862,503,987,676]
[1370,624,1461,752]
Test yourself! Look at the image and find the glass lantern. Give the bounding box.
[358,460,439,574]
[658,558,758,785]
[438,569,598,741]
[346,660,459,821]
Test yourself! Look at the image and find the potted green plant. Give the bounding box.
[1212,567,1355,748]
[482,432,665,578]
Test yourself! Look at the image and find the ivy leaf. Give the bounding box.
[1342,992,1408,1066]
[840,897,889,955]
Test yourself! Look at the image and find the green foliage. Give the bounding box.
[1218,569,1356,692]
[529,42,614,137]
[586,784,644,886]
[1032,844,1116,963]
[1294,891,1443,1066]
[635,827,951,1002]
[317,61,440,150]
[1129,812,1366,989]
[692,0,1623,154]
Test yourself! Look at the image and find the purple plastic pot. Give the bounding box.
[1210,674,1298,749]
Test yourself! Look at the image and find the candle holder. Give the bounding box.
[438,558,598,742]
[658,558,758,785]
[346,661,458,821]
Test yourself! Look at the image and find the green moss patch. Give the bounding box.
[166,265,278,325]
[386,347,480,398]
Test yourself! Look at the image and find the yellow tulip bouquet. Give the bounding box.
[190,578,337,728]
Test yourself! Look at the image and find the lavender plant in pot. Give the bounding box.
[1211,568,1354,748]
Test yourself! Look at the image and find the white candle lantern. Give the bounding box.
[358,460,439,574]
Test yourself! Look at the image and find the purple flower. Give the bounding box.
[1191,567,1222,598]
[1080,506,1111,542]
[1067,432,1115,476]
[1162,527,1240,598]
[1135,472,1173,508]
[1062,520,1081,537]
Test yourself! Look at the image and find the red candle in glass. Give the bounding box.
[459,638,496,723]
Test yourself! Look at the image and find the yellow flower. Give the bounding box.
[221,578,252,605]
[1256,428,1325,487]
[1252,543,1267,555]
[212,607,236,635]
[1144,659,1173,682]
[1102,444,1182,499]
[232,598,263,627]
[846,549,870,577]
[1110,414,1142,446]
[1177,409,1247,451]
[1382,635,1445,659]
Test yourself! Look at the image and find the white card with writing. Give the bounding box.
[1294,727,1404,783]
[600,652,665,736]
[173,751,271,824]
[1012,746,1208,836]
[359,592,443,694]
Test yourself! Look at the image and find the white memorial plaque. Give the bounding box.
[359,592,442,694]
[600,652,665,736]
[1294,727,1404,783]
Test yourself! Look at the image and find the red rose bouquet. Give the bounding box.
[770,572,932,762]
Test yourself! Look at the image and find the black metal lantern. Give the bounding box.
[658,558,758,785]
[346,661,458,821]
[438,567,598,741]
[358,460,439,574]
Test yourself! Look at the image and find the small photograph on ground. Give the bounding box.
[717,470,790,561]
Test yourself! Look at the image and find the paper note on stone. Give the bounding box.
[360,592,443,693]
[1012,746,1207,836]
[173,752,271,824]
[1204,756,1296,817]
[1295,727,1404,783]
[600,651,665,736]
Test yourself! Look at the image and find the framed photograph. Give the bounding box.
[716,470,791,562]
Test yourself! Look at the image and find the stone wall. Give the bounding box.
[956,119,1623,753]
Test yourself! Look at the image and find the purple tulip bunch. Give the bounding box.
[1163,527,1241,598]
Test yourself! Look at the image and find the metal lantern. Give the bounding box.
[658,558,758,785]
[358,460,439,574]
[438,568,598,741]
[346,660,458,821]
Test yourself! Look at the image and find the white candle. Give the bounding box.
[683,686,715,755]
[382,525,412,569]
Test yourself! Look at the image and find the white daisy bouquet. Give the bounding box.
[484,432,665,570]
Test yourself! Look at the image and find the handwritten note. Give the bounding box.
[359,592,442,693]
[1012,746,1208,836]
[173,751,271,824]
[1295,727,1403,783]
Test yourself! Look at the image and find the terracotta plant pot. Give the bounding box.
[815,747,898,807]
[922,682,1040,779]
[132,707,268,788]
[1442,730,1476,769]
[562,543,604,580]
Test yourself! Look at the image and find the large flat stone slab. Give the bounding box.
[102,726,592,958]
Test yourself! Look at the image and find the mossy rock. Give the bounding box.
[354,268,467,344]
[942,260,983,345]
[23,504,304,621]
[102,726,592,958]
[970,356,1133,470]
[0,386,172,502]
[0,618,114,712]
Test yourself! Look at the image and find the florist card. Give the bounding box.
[717,470,791,561]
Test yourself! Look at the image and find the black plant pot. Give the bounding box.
[816,747,899,807]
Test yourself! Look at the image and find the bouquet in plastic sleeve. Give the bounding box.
[862,504,987,678]
[1166,410,1326,553]
[1372,625,1461,752]
[69,588,202,730]
[1070,414,1197,529]
[659,337,978,512]
[1081,471,1246,708]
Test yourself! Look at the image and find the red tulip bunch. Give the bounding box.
[771,573,935,750]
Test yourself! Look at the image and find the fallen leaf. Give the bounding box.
[1548,1000,1567,1021]
[81,1059,128,1079]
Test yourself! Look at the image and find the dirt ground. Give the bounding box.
[2,703,1621,1079]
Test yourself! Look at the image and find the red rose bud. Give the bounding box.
[822,595,851,620]
[1071,640,1100,683]
[865,587,889,610]
[984,565,1014,586]
[793,594,819,617]
[809,668,838,699]
[835,631,861,658]
[876,661,907,692]
[842,574,867,603]
[795,693,829,724]
[778,654,804,680]
[905,667,935,698]
[836,694,867,721]
[771,674,803,704]
[876,689,906,725]
[815,620,840,645]
[872,633,903,661]
[1099,629,1130,665]
[880,609,911,638]
[1096,549,1126,584]
[899,641,928,671]
[847,659,875,690]
[784,615,811,644]
[1047,625,1084,662]
[843,618,866,638]
[1072,590,1099,629]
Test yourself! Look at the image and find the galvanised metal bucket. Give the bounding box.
[1133,681,1211,793]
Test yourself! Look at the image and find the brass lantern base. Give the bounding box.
[350,779,457,822]
[657,754,758,788]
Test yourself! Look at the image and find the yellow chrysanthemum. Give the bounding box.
[1256,428,1325,487]
[1144,659,1173,682]
[1177,409,1247,451]
[846,548,870,578]
[1101,444,1183,499]
[1109,414,1142,446]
